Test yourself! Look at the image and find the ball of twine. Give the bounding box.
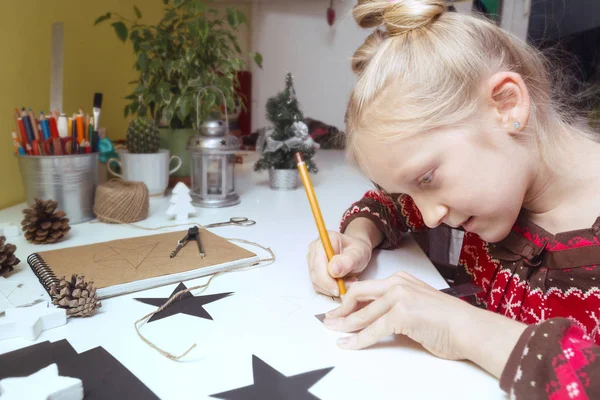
[94,180,149,224]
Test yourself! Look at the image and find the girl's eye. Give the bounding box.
[418,170,435,186]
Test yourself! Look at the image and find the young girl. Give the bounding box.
[306,1,600,398]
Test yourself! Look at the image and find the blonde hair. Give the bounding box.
[345,0,597,175]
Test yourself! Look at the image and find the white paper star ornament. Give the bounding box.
[0,363,83,400]
[0,302,66,341]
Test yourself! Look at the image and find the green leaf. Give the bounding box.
[134,85,147,94]
[165,61,174,76]
[124,105,130,118]
[111,22,128,42]
[186,48,195,62]
[150,59,162,71]
[174,0,185,7]
[236,10,247,25]
[208,8,218,15]
[133,6,142,19]
[177,95,192,122]
[205,91,216,113]
[226,8,236,28]
[254,52,263,69]
[192,2,206,13]
[157,82,173,104]
[94,12,111,26]
[137,52,148,70]
[163,0,169,4]
[197,18,207,32]
[129,101,140,116]
[164,105,174,123]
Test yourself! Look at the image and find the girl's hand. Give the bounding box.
[306,230,373,297]
[323,271,528,378]
[323,271,471,360]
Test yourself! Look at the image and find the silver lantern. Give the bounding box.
[187,118,240,207]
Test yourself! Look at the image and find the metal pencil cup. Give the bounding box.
[17,153,99,224]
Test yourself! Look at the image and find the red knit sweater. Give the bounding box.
[339,190,600,400]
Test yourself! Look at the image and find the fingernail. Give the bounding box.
[331,263,341,275]
[337,337,351,347]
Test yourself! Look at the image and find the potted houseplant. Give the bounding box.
[107,114,182,196]
[95,0,262,183]
[254,73,319,190]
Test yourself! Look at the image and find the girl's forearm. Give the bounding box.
[344,217,384,249]
[460,307,528,379]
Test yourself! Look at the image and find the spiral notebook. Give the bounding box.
[26,229,259,300]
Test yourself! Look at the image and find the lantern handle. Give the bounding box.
[195,86,229,130]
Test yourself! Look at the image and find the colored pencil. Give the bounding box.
[76,114,84,144]
[294,152,347,296]
[28,109,40,141]
[17,118,28,147]
[49,116,59,138]
[40,117,51,140]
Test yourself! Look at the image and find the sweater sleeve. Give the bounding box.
[500,317,600,400]
[339,190,428,249]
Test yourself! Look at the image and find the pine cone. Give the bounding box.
[50,275,101,317]
[0,236,20,276]
[21,198,71,244]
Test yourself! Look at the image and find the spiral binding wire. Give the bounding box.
[27,253,61,294]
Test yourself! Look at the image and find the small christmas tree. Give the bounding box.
[166,183,197,221]
[254,73,318,173]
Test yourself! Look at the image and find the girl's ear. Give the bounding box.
[485,72,530,134]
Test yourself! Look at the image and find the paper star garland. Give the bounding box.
[134,282,233,323]
[210,355,334,400]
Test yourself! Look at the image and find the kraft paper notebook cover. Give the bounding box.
[26,229,258,299]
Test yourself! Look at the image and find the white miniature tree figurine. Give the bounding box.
[166,182,197,221]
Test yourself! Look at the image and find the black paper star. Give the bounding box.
[210,355,334,400]
[220,139,227,146]
[134,282,233,323]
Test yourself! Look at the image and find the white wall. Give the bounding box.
[250,0,371,131]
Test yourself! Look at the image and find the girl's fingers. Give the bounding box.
[337,312,395,350]
[312,283,334,297]
[329,279,393,318]
[324,296,393,333]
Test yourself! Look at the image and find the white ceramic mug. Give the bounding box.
[107,149,182,196]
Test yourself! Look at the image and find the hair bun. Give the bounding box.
[353,0,447,35]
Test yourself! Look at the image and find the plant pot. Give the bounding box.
[17,153,99,224]
[107,149,182,196]
[159,128,196,179]
[269,169,298,190]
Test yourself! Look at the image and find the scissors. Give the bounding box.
[204,217,256,228]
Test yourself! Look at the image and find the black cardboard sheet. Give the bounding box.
[0,339,158,400]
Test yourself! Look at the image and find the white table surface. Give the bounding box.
[0,150,504,399]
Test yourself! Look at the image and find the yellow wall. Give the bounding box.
[0,0,250,209]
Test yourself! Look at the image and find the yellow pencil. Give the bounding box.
[294,152,346,296]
